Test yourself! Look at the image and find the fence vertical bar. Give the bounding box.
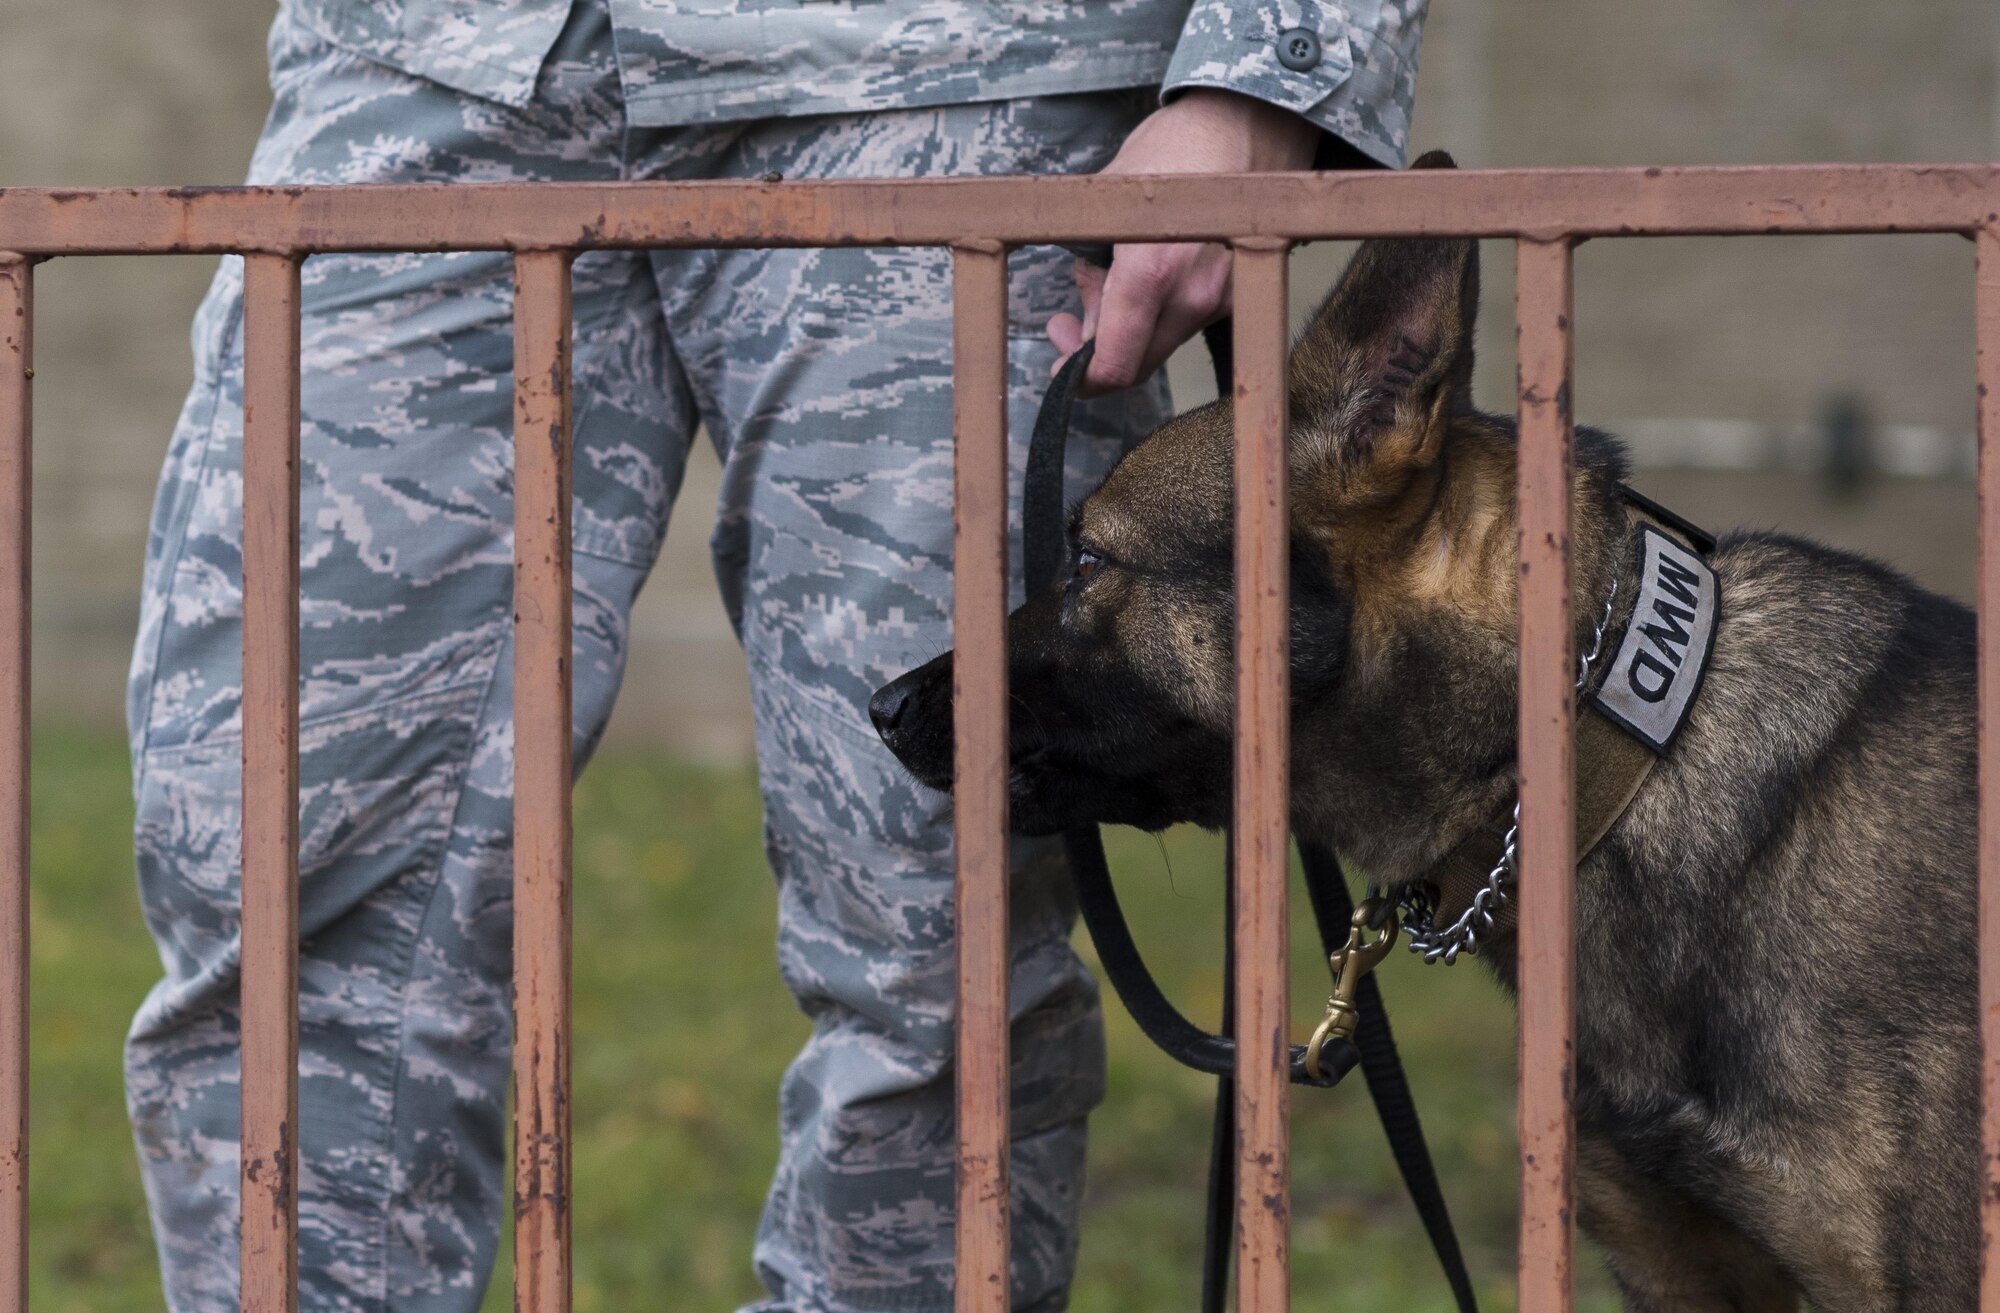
[512,249,575,1313]
[1231,238,1290,1313]
[1515,235,1577,1313]
[0,254,30,1313]
[1979,222,2000,1313]
[950,240,1012,1313]
[240,251,302,1313]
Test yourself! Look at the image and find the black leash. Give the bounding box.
[1300,841,1478,1313]
[1200,863,1236,1313]
[1026,310,1476,1312]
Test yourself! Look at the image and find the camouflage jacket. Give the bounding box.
[283,0,1424,166]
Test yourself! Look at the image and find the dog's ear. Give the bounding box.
[1288,153,1478,494]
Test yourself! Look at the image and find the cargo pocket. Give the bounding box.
[130,676,489,1039]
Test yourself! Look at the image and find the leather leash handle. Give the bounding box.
[1027,339,1355,1089]
[1032,251,1474,1312]
[1063,829,1355,1085]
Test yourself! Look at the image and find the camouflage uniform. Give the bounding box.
[125,0,1424,1309]
[281,0,1424,167]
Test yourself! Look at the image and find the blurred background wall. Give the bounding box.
[2,0,1996,762]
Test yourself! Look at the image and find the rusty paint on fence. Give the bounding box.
[0,166,1996,257]
[240,251,302,1313]
[1978,223,2000,1312]
[1515,235,1578,1313]
[1231,239,1291,1313]
[0,167,1992,1309]
[512,250,576,1313]
[950,240,1013,1313]
[0,253,29,1313]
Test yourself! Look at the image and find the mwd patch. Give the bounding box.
[1591,524,1719,753]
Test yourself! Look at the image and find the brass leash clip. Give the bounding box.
[1304,899,1399,1081]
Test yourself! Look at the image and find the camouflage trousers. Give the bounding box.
[124,3,1172,1309]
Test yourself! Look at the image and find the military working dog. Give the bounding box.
[870,194,1977,1308]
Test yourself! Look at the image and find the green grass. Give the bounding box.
[24,723,1617,1311]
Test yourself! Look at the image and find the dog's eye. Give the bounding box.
[1073,549,1104,585]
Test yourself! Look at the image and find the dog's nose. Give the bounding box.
[868,682,910,739]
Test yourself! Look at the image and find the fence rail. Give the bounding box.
[0,251,30,1313]
[0,162,1997,1313]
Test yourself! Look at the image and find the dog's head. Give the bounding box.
[873,164,1625,856]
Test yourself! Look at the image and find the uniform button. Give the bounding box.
[1276,27,1321,72]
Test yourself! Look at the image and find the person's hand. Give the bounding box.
[1046,89,1321,397]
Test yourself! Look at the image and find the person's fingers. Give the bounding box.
[1130,288,1228,384]
[1080,242,1232,396]
[1050,243,1235,393]
[1076,259,1107,344]
[1084,244,1183,394]
[1047,259,1108,373]
[1046,311,1086,370]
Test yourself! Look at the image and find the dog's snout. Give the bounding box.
[868,682,910,738]
[870,662,956,790]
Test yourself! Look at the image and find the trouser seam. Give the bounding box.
[367,634,507,1313]
[131,268,240,771]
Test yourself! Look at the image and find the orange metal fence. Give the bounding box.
[0,163,1997,1313]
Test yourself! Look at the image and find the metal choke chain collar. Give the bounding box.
[1397,578,1620,965]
